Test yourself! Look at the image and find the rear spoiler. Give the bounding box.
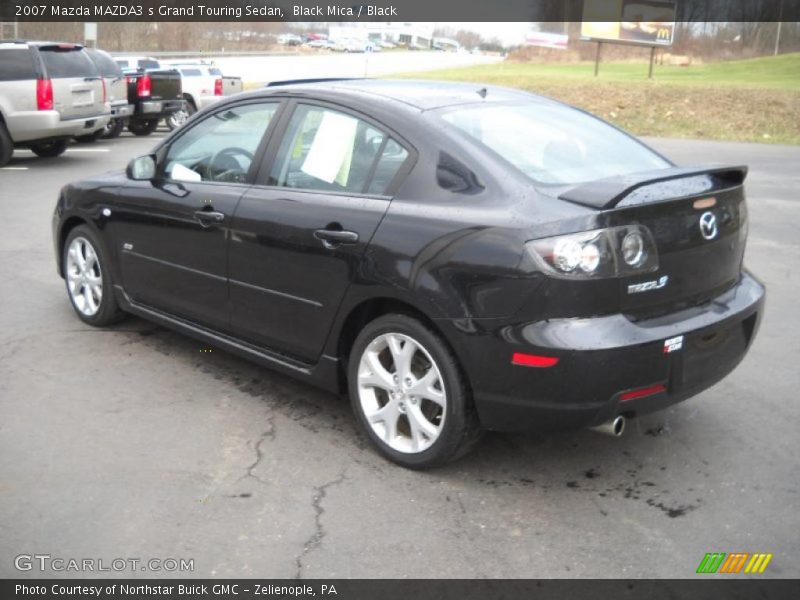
[559,166,748,210]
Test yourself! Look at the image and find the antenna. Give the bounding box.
[476,87,488,99]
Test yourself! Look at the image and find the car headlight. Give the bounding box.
[526,225,659,279]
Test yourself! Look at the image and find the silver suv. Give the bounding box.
[0,41,111,166]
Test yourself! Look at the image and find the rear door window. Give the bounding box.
[270,104,405,195]
[40,47,97,78]
[0,48,37,81]
[86,49,122,78]
[137,59,160,70]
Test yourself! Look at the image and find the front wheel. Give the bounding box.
[127,119,159,136]
[63,225,125,327]
[30,140,68,158]
[166,101,195,130]
[348,314,482,469]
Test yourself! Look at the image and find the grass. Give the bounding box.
[396,53,800,144]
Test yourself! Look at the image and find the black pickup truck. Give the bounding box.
[119,59,183,136]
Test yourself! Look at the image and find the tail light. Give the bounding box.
[136,74,151,98]
[214,78,223,96]
[36,79,53,111]
[526,225,659,280]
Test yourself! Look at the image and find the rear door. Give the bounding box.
[228,101,413,362]
[37,45,105,119]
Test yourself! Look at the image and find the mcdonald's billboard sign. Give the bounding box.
[696,552,774,574]
[581,0,676,47]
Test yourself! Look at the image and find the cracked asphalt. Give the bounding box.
[0,130,798,578]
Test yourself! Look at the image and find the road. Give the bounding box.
[205,50,501,84]
[0,131,798,579]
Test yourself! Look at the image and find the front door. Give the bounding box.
[228,102,412,362]
[112,101,281,330]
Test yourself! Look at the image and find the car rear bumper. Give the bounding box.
[458,271,765,432]
[134,99,184,117]
[110,102,134,118]
[8,111,111,143]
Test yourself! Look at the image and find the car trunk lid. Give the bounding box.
[561,166,749,318]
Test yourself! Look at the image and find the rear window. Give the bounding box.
[180,68,203,76]
[438,101,669,186]
[208,67,222,76]
[0,48,37,81]
[115,60,129,68]
[137,59,160,70]
[40,48,97,79]
[87,49,122,78]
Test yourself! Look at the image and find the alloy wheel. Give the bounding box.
[66,237,103,316]
[357,332,446,453]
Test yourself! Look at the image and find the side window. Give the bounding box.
[165,103,278,184]
[367,139,410,195]
[0,48,37,81]
[270,104,391,194]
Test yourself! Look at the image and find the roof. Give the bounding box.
[265,79,544,111]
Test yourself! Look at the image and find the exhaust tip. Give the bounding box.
[590,415,626,437]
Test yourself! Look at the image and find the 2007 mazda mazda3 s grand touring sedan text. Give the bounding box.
[53,80,765,468]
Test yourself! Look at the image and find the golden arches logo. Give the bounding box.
[697,552,773,574]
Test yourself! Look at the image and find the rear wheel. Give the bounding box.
[63,225,125,327]
[128,119,159,136]
[30,139,68,158]
[100,118,125,139]
[348,314,482,469]
[0,122,12,167]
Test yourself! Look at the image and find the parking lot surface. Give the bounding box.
[1,129,798,578]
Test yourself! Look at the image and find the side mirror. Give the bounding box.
[126,155,156,181]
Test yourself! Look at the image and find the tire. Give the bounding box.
[74,129,102,143]
[166,99,195,131]
[127,119,159,136]
[100,118,125,139]
[348,313,482,469]
[62,225,125,327]
[0,121,12,167]
[30,139,68,158]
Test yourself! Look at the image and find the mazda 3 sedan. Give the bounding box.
[53,80,765,468]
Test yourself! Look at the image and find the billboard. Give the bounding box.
[581,0,676,46]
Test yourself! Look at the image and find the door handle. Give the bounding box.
[194,209,225,226]
[314,228,359,249]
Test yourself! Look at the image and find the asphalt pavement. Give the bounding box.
[0,129,798,578]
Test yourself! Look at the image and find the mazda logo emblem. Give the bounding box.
[699,211,718,240]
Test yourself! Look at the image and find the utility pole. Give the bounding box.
[774,0,784,56]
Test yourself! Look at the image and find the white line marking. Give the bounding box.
[0,166,29,170]
[66,148,110,153]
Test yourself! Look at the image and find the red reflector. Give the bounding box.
[511,352,559,368]
[36,79,53,110]
[101,77,107,104]
[620,383,667,401]
[137,74,151,98]
[214,78,223,96]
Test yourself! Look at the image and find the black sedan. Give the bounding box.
[52,80,765,468]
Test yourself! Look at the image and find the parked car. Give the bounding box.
[52,80,765,469]
[114,55,183,136]
[0,40,110,166]
[84,48,133,140]
[277,34,303,46]
[161,62,243,130]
